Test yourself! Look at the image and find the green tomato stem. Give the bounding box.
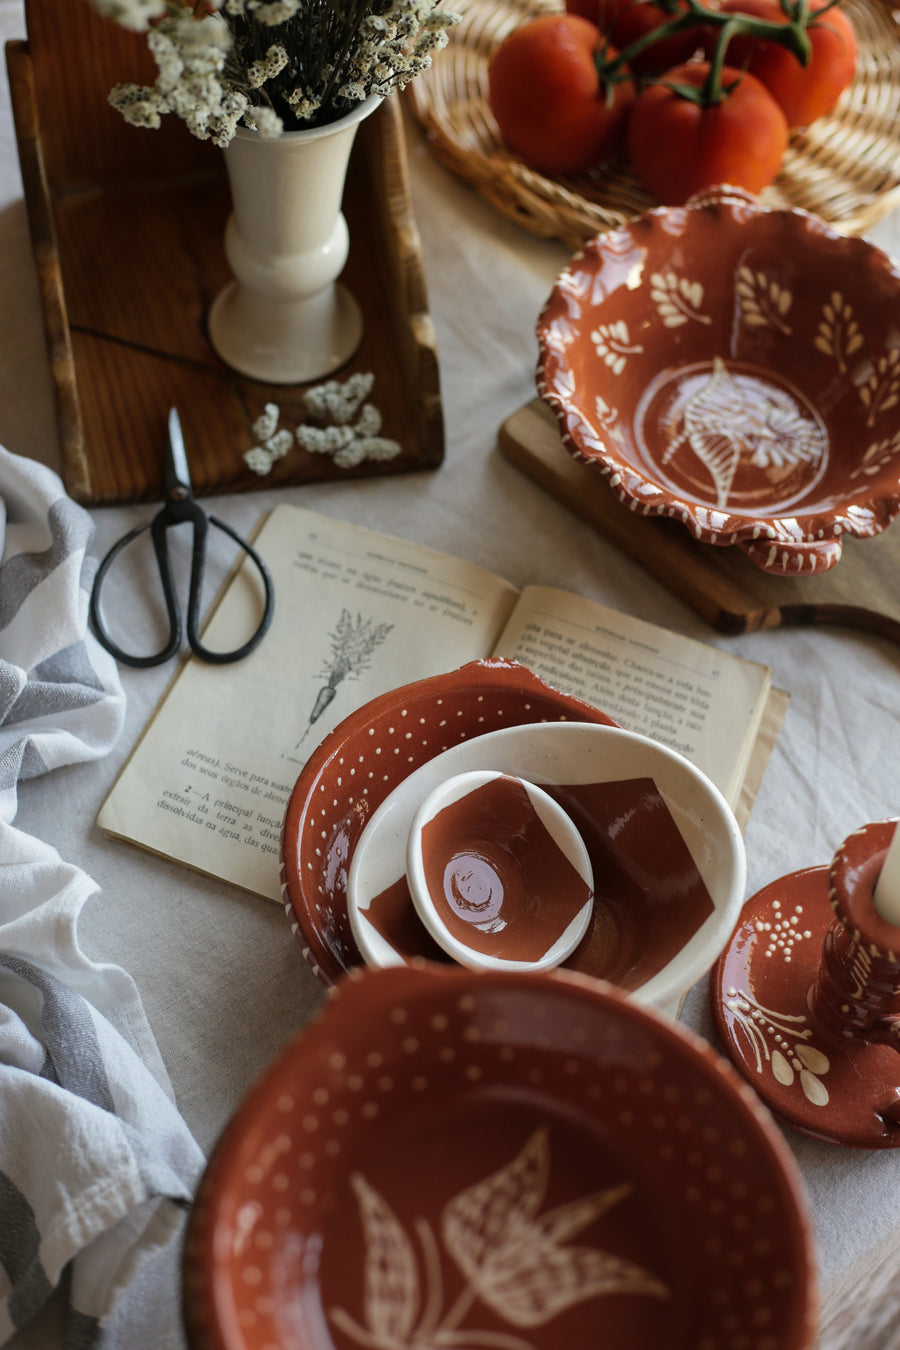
[598,0,814,99]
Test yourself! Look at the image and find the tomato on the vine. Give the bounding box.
[712,0,857,126]
[627,62,789,204]
[487,13,634,175]
[565,0,701,74]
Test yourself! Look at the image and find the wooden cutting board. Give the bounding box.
[500,398,900,645]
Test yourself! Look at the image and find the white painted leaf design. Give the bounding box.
[442,1126,548,1276]
[795,1044,830,1074]
[771,1049,795,1085]
[442,1129,668,1328]
[351,1173,420,1342]
[800,1068,830,1106]
[475,1230,669,1328]
[534,1184,631,1245]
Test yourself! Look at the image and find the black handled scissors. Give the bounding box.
[89,409,275,668]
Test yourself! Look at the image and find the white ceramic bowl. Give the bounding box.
[347,718,746,1012]
[405,769,594,973]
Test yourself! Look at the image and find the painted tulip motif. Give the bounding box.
[329,1126,668,1350]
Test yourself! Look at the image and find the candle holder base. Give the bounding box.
[710,862,900,1148]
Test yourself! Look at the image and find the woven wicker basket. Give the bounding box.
[408,0,900,249]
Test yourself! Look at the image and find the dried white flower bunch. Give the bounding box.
[245,374,402,474]
[90,0,459,146]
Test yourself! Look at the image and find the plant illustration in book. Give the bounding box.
[329,1126,668,1350]
[299,609,393,745]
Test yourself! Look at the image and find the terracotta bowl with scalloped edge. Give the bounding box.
[182,962,818,1350]
[537,186,900,577]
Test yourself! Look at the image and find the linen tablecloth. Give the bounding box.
[1,1,899,1345]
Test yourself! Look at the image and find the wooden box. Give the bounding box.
[6,0,444,505]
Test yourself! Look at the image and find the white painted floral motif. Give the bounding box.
[859,349,900,429]
[663,358,824,508]
[650,272,711,328]
[589,320,643,375]
[725,987,831,1106]
[754,898,813,964]
[735,266,793,335]
[329,1126,668,1350]
[850,430,900,478]
[814,292,864,374]
[815,292,900,427]
[591,393,627,452]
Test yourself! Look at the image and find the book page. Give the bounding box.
[492,585,773,807]
[99,505,519,900]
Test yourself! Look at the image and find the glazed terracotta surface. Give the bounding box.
[281,664,745,1011]
[279,660,618,985]
[711,820,900,1147]
[182,964,818,1350]
[537,187,900,577]
[413,772,593,966]
[362,773,714,990]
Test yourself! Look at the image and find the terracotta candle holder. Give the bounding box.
[710,819,900,1147]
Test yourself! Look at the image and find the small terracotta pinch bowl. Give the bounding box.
[405,768,595,972]
[182,962,819,1350]
[537,186,900,577]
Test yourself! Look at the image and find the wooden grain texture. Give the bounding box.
[500,398,900,644]
[7,0,444,506]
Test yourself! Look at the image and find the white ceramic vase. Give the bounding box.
[208,94,381,385]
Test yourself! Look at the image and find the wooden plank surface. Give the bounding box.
[500,398,900,644]
[7,0,444,505]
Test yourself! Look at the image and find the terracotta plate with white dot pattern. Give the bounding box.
[182,962,818,1350]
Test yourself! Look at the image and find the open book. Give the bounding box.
[98,504,787,901]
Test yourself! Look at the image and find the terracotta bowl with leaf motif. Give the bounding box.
[537,186,900,577]
[182,962,818,1350]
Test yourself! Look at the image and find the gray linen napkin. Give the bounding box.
[0,446,204,1347]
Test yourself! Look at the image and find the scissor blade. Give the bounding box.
[166,407,193,498]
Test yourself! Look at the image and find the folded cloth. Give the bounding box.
[0,447,204,1347]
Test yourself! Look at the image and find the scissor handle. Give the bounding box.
[89,509,274,668]
[89,517,180,669]
[186,514,274,665]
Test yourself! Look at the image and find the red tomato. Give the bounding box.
[627,62,789,203]
[487,14,635,175]
[713,0,857,126]
[566,0,702,73]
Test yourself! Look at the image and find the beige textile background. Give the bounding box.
[0,4,898,1345]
